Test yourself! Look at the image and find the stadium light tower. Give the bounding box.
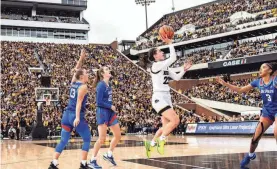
[172,0,175,13]
[135,0,156,30]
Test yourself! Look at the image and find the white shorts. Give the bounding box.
[151,92,173,115]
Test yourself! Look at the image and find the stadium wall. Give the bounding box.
[170,72,259,92]
[186,122,274,135]
[110,41,118,50]
[1,36,88,44]
[178,103,220,117]
[192,97,261,113]
[1,19,90,30]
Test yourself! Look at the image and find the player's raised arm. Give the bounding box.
[71,49,87,84]
[168,61,192,81]
[216,76,254,94]
[73,84,88,127]
[150,36,177,73]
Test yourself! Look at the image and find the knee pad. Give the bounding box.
[251,122,264,145]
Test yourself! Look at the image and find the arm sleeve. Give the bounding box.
[96,83,112,109]
[250,79,259,88]
[168,68,186,81]
[151,45,177,73]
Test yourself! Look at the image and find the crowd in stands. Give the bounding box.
[1,7,84,24]
[134,0,277,50]
[0,41,192,139]
[225,38,277,59]
[171,37,277,67]
[1,41,40,140]
[185,78,262,107]
[1,41,262,140]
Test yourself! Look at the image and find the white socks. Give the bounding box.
[160,135,166,141]
[150,140,156,147]
[52,159,58,166]
[91,156,97,161]
[249,152,255,157]
[81,160,87,165]
[107,150,113,157]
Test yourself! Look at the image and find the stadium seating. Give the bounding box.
[1,41,264,138]
[171,38,277,66]
[133,0,277,50]
[185,78,262,107]
[1,42,193,138]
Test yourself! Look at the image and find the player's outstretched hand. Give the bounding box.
[161,35,172,44]
[73,117,80,127]
[216,76,226,85]
[80,48,87,60]
[184,60,192,71]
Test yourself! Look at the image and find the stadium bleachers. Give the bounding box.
[1,39,266,139]
[171,37,277,66]
[1,41,195,138]
[185,78,262,107]
[133,0,277,50]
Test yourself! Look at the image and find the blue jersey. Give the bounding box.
[96,81,112,109]
[250,76,277,116]
[66,81,88,114]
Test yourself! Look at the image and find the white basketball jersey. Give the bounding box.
[151,66,171,92]
[150,44,187,93]
[151,44,176,92]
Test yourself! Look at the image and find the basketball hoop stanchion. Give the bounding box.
[32,100,48,140]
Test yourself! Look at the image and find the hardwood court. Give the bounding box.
[1,135,277,169]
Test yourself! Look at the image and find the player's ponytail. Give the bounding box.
[93,67,104,88]
[266,62,277,75]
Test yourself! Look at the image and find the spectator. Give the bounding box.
[19,115,27,140]
[1,41,262,140]
[8,125,17,140]
[133,0,277,50]
[185,78,262,107]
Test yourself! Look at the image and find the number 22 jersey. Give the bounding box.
[150,45,186,92]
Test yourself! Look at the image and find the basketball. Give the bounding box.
[159,25,174,40]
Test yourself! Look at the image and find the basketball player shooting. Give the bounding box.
[144,26,192,158]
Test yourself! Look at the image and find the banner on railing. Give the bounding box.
[208,53,277,69]
[186,122,274,134]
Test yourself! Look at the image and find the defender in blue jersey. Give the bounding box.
[216,62,277,168]
[88,66,121,169]
[49,49,92,169]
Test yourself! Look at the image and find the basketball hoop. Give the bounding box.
[45,98,50,106]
